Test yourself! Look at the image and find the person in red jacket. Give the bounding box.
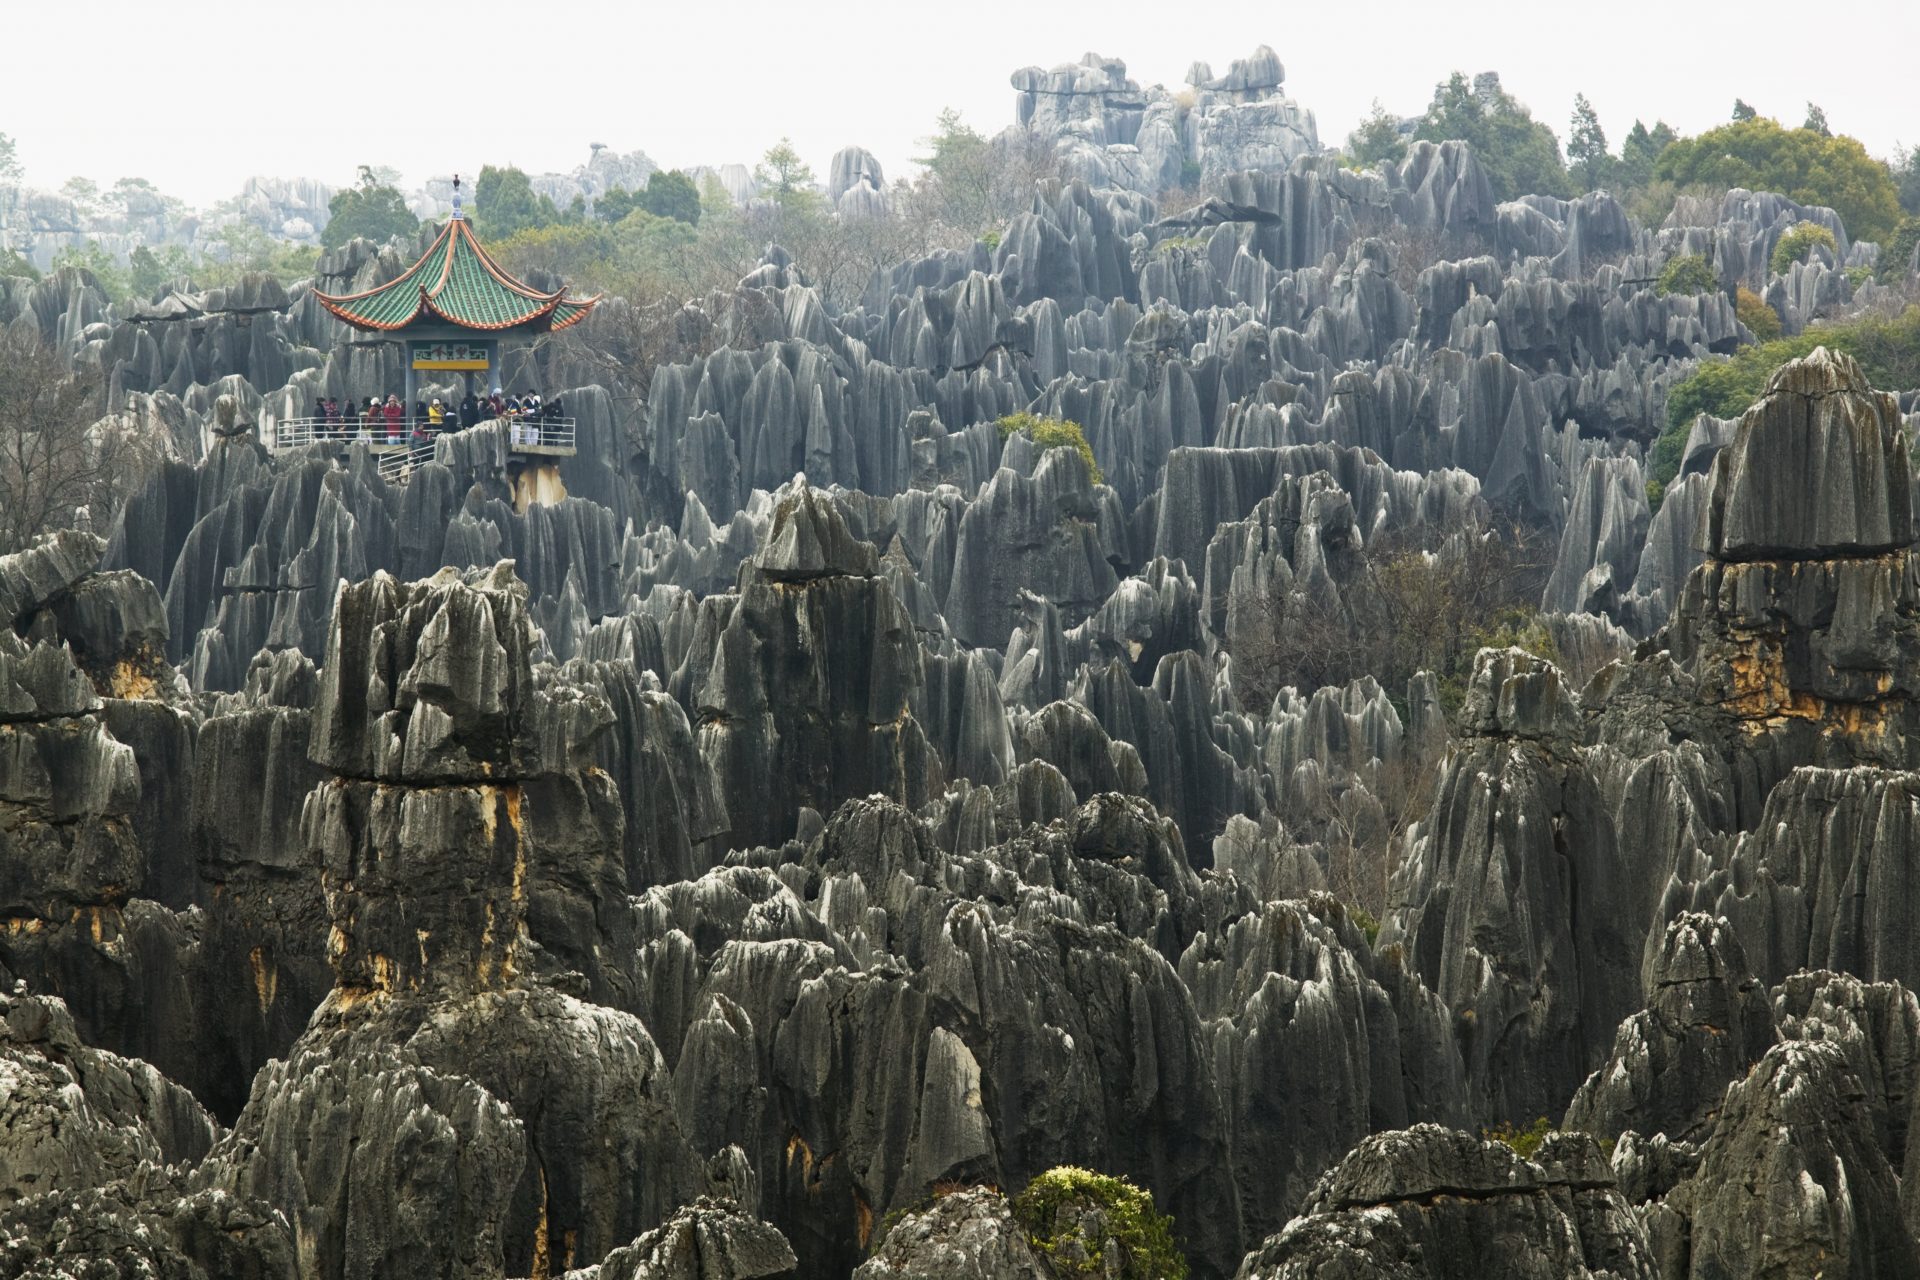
[383,394,404,443]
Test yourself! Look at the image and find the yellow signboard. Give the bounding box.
[411,341,491,370]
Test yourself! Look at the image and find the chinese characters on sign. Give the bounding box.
[411,341,492,370]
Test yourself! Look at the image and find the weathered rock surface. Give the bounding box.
[1235,1125,1654,1279]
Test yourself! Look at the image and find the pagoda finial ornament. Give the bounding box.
[451,173,463,221]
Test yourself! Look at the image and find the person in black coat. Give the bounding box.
[459,394,480,429]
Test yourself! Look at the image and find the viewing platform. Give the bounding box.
[269,417,577,454]
[267,416,577,486]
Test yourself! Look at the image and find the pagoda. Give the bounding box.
[312,176,600,410]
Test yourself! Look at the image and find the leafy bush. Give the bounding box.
[998,412,1101,484]
[1483,1116,1555,1160]
[1654,117,1902,241]
[1656,253,1718,296]
[1770,220,1838,275]
[1348,904,1381,946]
[1881,216,1920,282]
[1650,305,1920,489]
[1011,1167,1187,1280]
[1735,286,1781,340]
[1846,265,1874,290]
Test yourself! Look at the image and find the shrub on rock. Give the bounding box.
[1010,1166,1186,1280]
[1770,219,1838,275]
[1656,253,1717,296]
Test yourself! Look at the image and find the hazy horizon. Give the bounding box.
[13,0,1917,206]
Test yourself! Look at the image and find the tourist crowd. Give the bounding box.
[308,390,566,446]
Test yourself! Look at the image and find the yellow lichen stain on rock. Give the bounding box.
[3,917,45,936]
[506,787,528,908]
[415,929,430,973]
[1724,640,1793,721]
[248,945,277,1012]
[530,1164,551,1280]
[477,903,498,989]
[786,1131,815,1182]
[108,658,159,701]
[512,463,568,513]
[855,1190,874,1249]
[324,985,384,1014]
[560,1230,576,1274]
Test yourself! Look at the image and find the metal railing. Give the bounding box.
[501,418,576,451]
[377,443,438,484]
[270,416,576,454]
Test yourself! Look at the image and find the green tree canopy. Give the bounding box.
[1891,145,1920,216]
[0,131,18,182]
[127,244,193,299]
[322,165,420,251]
[1567,94,1610,191]
[1412,72,1572,201]
[1803,103,1830,137]
[1615,119,1678,191]
[474,164,562,239]
[1345,100,1408,170]
[755,139,817,207]
[1653,117,1902,241]
[1732,99,1758,122]
[640,169,701,224]
[1656,253,1718,296]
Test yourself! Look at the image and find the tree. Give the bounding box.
[61,177,103,217]
[1656,254,1719,296]
[1892,145,1920,216]
[1567,94,1610,191]
[754,138,817,206]
[0,131,18,183]
[1733,99,1758,122]
[474,164,561,239]
[907,108,1064,238]
[640,169,701,224]
[1615,119,1678,191]
[1413,71,1572,201]
[322,165,419,251]
[1803,102,1830,137]
[1654,117,1903,241]
[1344,100,1408,170]
[126,244,192,300]
[0,327,148,554]
[50,241,128,302]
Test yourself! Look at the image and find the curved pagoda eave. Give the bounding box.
[312,217,600,335]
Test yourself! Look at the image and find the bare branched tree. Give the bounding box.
[1228,515,1558,714]
[0,328,150,553]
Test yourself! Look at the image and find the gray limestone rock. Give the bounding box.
[854,1186,1046,1279]
[1706,347,1912,560]
[1563,913,1777,1145]
[558,1196,797,1280]
[1657,1039,1920,1278]
[1236,1125,1654,1279]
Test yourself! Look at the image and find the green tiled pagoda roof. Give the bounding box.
[314,218,600,333]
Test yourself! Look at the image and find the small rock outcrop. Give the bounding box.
[1236,1125,1654,1279]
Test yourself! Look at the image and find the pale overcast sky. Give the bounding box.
[10,0,1916,205]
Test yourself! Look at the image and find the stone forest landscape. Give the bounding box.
[6,6,1920,1277]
